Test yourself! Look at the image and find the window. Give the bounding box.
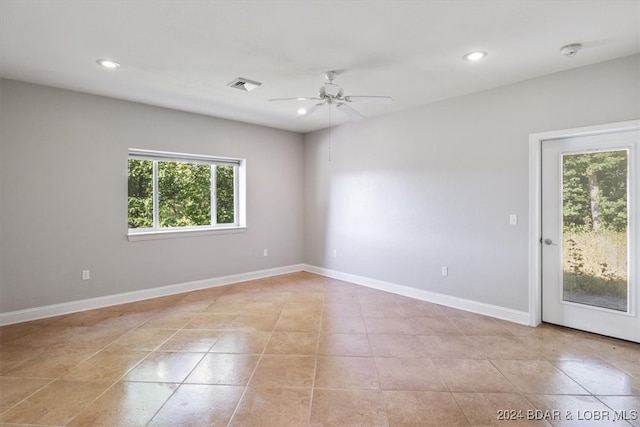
[127,149,245,240]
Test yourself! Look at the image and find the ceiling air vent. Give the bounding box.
[227,77,262,92]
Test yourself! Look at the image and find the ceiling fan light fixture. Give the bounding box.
[463,51,488,61]
[96,59,120,69]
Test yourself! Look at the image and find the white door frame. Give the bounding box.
[528,119,640,327]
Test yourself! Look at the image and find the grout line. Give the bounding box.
[307,285,325,426]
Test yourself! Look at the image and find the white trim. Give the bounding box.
[528,119,640,328]
[0,261,536,327]
[127,226,247,241]
[0,264,304,326]
[303,264,530,325]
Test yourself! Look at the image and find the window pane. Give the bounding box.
[158,161,211,227]
[216,165,235,224]
[562,150,628,311]
[128,159,153,228]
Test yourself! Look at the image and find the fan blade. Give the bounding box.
[298,103,324,119]
[344,96,393,104]
[336,103,365,120]
[268,97,321,102]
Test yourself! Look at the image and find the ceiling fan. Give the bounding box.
[268,71,392,120]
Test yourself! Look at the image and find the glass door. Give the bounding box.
[541,130,639,342]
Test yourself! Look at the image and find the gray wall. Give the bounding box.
[0,79,304,312]
[304,54,640,312]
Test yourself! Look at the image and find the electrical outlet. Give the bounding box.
[441,266,448,277]
[82,270,90,281]
[263,249,268,257]
[332,249,337,258]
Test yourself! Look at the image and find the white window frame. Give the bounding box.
[127,149,246,241]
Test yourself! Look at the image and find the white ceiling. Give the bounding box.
[1,1,639,133]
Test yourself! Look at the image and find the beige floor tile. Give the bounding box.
[157,329,220,352]
[185,353,259,385]
[2,272,640,427]
[365,317,415,335]
[69,381,177,426]
[0,344,48,374]
[399,301,447,318]
[282,302,323,317]
[610,359,640,379]
[418,334,486,359]
[410,316,462,335]
[139,311,195,329]
[63,349,149,381]
[92,311,156,330]
[368,334,427,357]
[0,323,43,344]
[105,328,176,351]
[239,301,286,316]
[323,302,363,317]
[250,355,316,388]
[360,302,406,318]
[317,333,372,356]
[149,384,244,427]
[384,390,470,426]
[375,357,448,391]
[51,309,129,327]
[597,396,640,427]
[554,360,640,395]
[229,315,279,332]
[451,317,514,336]
[435,359,516,393]
[315,356,380,390]
[0,379,111,425]
[209,331,271,354]
[264,331,318,355]
[2,347,96,378]
[453,392,549,426]
[274,314,321,332]
[320,316,367,334]
[204,301,256,315]
[184,313,237,330]
[51,325,127,349]
[492,359,589,395]
[310,389,388,427]
[125,351,205,383]
[467,335,537,359]
[0,377,51,412]
[287,291,325,303]
[525,394,619,427]
[10,326,80,347]
[230,387,312,427]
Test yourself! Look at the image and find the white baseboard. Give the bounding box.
[0,263,531,327]
[0,264,305,326]
[303,264,531,326]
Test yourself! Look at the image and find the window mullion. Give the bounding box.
[233,165,239,225]
[211,165,217,226]
[152,160,159,229]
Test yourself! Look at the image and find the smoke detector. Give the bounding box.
[227,77,262,92]
[560,43,582,57]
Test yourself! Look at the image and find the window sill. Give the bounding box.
[127,226,247,242]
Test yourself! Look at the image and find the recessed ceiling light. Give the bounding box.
[463,51,488,61]
[297,108,307,115]
[96,59,120,69]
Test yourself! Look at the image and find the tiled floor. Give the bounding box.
[0,272,639,426]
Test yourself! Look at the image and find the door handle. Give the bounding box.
[543,238,558,246]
